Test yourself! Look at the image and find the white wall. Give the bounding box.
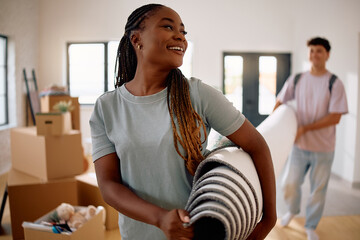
[1,0,359,185]
[37,0,297,90]
[354,34,360,187]
[0,0,39,174]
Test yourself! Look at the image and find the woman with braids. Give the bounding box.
[90,3,276,240]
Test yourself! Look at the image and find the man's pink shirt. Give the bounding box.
[277,71,348,152]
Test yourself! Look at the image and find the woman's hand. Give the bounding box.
[158,209,193,240]
[95,154,192,239]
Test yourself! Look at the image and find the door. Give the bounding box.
[223,52,291,127]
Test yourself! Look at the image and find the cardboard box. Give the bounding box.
[7,169,78,240]
[36,112,72,136]
[23,206,105,240]
[41,95,80,130]
[11,127,84,180]
[76,172,119,230]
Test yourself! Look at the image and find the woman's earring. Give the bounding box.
[137,45,141,49]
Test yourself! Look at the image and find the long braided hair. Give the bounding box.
[114,4,207,175]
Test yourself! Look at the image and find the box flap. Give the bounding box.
[76,172,98,186]
[7,168,43,186]
[8,169,77,186]
[11,126,37,136]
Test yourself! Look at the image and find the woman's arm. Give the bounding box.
[94,153,193,240]
[226,119,277,240]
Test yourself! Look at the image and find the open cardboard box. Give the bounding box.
[36,112,72,136]
[23,206,105,240]
[76,172,119,230]
[7,169,78,240]
[11,127,83,180]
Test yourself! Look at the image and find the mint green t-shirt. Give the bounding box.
[90,77,245,239]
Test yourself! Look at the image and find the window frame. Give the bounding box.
[0,34,8,126]
[66,40,193,105]
[66,41,110,106]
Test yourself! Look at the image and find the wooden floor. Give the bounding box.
[268,216,360,240]
[1,172,360,240]
[3,214,359,240]
[100,216,360,240]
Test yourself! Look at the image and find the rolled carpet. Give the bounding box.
[185,104,297,239]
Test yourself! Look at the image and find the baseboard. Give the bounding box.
[352,181,360,189]
[331,173,360,189]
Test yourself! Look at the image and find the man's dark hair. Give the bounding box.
[307,37,331,52]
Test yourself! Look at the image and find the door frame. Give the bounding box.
[222,52,291,126]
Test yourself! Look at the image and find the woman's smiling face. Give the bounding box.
[134,7,188,70]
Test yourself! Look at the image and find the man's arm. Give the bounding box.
[296,113,342,141]
[273,100,282,112]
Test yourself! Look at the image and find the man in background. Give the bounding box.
[273,37,348,240]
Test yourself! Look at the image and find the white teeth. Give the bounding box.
[168,46,183,52]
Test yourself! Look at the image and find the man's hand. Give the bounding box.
[295,126,307,142]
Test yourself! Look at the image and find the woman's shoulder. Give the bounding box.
[187,77,222,96]
[93,89,120,111]
[96,88,118,103]
[187,77,201,88]
[187,77,204,99]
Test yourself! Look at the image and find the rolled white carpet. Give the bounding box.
[257,103,297,178]
[186,104,297,239]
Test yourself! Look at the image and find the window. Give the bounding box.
[0,35,8,126]
[67,41,193,105]
[67,41,118,105]
[258,56,277,115]
[179,41,193,79]
[223,55,243,112]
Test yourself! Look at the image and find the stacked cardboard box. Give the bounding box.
[7,169,78,240]
[9,126,97,239]
[11,127,83,180]
[40,96,80,130]
[35,112,72,136]
[9,126,118,239]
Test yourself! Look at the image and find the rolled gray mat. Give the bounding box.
[185,104,297,240]
[186,146,262,240]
